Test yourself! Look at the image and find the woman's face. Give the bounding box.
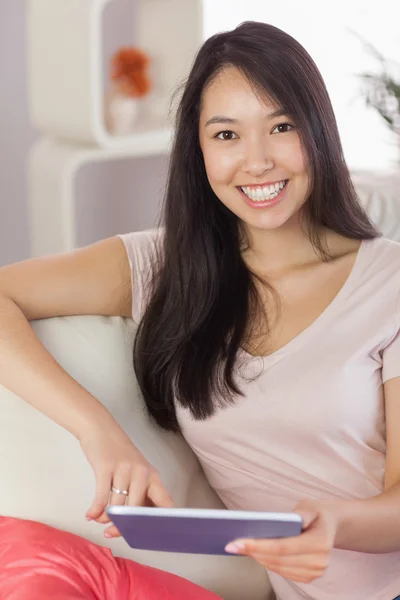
[199,67,311,233]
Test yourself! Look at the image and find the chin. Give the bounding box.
[241,209,294,232]
[247,219,290,232]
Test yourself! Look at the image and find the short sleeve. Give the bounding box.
[117,228,164,324]
[382,293,400,383]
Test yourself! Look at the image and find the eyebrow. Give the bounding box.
[205,108,289,128]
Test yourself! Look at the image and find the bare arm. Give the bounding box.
[0,236,132,438]
[0,235,174,534]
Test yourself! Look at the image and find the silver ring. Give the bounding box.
[111,486,129,496]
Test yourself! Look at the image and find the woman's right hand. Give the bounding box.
[79,421,175,538]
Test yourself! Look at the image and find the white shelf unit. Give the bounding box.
[27,0,203,256]
[28,134,173,256]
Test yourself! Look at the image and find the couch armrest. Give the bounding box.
[0,314,273,600]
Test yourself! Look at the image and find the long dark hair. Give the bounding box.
[133,21,379,432]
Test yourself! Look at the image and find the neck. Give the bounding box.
[242,216,324,275]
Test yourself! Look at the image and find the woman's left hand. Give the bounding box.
[225,499,338,584]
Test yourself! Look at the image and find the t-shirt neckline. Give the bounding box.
[240,237,371,363]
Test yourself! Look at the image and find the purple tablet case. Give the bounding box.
[107,508,302,556]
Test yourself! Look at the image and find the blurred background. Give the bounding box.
[1,0,399,267]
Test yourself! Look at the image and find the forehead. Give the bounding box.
[200,66,278,117]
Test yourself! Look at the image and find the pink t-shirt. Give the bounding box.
[119,229,400,600]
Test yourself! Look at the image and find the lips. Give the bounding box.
[238,179,289,209]
[240,180,288,202]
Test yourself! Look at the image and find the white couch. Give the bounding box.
[0,315,272,600]
[0,170,398,600]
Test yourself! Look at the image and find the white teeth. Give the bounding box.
[241,180,287,202]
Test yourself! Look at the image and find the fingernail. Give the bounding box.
[225,542,245,554]
[104,532,112,538]
[86,516,92,521]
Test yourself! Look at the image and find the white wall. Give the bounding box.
[0,0,168,267]
[0,0,37,266]
[204,0,400,172]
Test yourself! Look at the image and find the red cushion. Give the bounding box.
[0,517,222,600]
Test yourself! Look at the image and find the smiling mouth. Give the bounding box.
[239,180,288,202]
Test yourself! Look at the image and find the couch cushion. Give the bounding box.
[353,170,400,242]
[0,315,271,600]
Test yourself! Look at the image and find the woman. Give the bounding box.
[1,20,400,600]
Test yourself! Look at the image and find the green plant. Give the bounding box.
[358,39,400,136]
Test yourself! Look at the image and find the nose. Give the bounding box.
[242,139,274,178]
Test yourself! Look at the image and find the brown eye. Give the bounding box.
[216,130,238,140]
[272,123,294,134]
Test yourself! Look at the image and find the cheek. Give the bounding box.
[290,142,307,175]
[203,147,238,184]
[294,152,308,177]
[274,138,307,175]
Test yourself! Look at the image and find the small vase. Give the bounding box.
[105,85,139,136]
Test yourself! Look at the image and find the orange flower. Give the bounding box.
[111,47,151,98]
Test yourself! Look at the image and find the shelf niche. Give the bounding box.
[27,0,204,149]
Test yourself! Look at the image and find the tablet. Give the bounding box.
[106,506,303,556]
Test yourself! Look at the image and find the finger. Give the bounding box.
[225,534,314,557]
[252,552,324,569]
[295,508,319,530]
[103,477,131,536]
[104,495,130,538]
[126,467,149,507]
[147,479,175,508]
[109,480,130,506]
[105,470,147,539]
[105,473,174,539]
[96,512,111,524]
[104,523,122,538]
[225,538,292,556]
[86,469,112,521]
